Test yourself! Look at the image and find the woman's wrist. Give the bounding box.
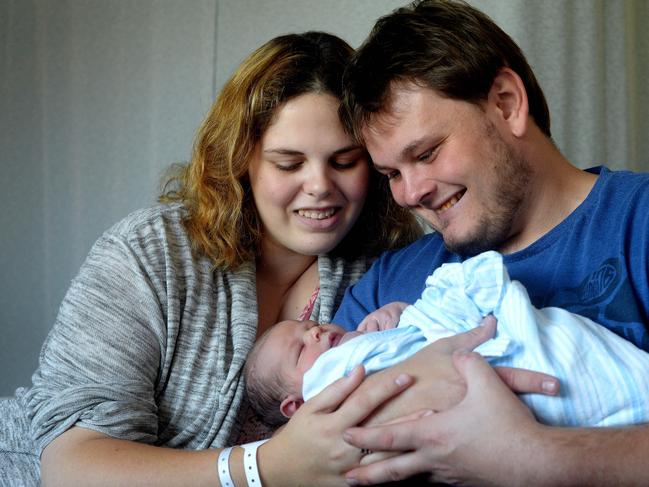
[242,440,268,486]
[256,439,277,487]
[255,437,288,487]
[217,447,235,487]
[220,440,276,487]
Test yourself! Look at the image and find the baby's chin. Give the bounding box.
[338,330,364,346]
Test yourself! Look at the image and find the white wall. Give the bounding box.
[1,0,217,394]
[1,0,647,395]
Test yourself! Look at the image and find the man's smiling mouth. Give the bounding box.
[435,190,465,214]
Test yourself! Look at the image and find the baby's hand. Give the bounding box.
[357,301,409,332]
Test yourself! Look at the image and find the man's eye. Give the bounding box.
[417,145,440,163]
[386,171,400,181]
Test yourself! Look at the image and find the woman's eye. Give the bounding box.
[331,159,359,170]
[275,162,302,172]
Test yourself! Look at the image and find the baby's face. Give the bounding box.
[260,320,351,394]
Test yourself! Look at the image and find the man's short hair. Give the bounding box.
[342,0,551,139]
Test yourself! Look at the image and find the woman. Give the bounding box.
[0,32,420,485]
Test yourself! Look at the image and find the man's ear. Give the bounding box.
[280,394,304,419]
[487,67,529,138]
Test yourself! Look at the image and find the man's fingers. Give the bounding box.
[339,372,415,425]
[379,408,435,427]
[494,366,560,395]
[440,314,496,352]
[304,365,366,413]
[359,449,399,466]
[451,348,525,399]
[344,414,423,453]
[346,451,425,485]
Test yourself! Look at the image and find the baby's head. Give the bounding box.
[244,319,355,427]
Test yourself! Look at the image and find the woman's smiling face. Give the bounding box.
[248,92,369,258]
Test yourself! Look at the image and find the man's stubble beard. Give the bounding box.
[443,121,532,257]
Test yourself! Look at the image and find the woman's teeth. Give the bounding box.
[297,208,336,220]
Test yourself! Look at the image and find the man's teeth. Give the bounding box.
[297,208,336,220]
[436,193,462,213]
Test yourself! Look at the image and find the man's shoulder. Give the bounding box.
[594,166,649,198]
[570,167,649,226]
[370,232,457,293]
[377,232,447,266]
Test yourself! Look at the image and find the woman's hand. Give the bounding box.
[260,365,415,487]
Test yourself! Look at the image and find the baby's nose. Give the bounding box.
[309,326,322,342]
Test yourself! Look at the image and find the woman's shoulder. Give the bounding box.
[86,202,209,275]
[105,202,189,241]
[319,253,373,281]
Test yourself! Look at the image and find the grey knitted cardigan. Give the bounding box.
[0,203,370,484]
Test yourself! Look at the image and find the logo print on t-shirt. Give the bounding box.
[555,258,621,307]
[548,257,647,349]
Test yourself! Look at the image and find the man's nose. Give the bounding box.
[402,172,435,208]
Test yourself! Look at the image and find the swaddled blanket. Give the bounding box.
[304,251,649,427]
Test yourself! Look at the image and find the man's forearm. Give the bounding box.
[524,424,649,486]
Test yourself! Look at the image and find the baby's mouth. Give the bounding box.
[337,331,363,346]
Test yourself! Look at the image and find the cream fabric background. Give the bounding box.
[1,0,647,395]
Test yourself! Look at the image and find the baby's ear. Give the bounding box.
[280,394,304,418]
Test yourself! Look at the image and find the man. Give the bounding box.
[333,0,649,485]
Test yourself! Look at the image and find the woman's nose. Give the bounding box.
[303,166,333,199]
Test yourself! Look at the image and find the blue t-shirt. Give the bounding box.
[333,167,649,350]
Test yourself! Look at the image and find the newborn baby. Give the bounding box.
[244,251,649,429]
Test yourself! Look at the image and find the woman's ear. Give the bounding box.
[280,394,305,419]
[487,67,529,138]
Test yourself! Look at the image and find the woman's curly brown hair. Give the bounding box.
[161,31,421,270]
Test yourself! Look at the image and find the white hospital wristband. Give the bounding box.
[242,439,269,487]
[217,446,235,487]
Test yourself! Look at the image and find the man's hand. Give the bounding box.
[343,345,554,486]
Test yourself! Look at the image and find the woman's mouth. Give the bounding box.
[294,206,343,230]
[296,207,338,220]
